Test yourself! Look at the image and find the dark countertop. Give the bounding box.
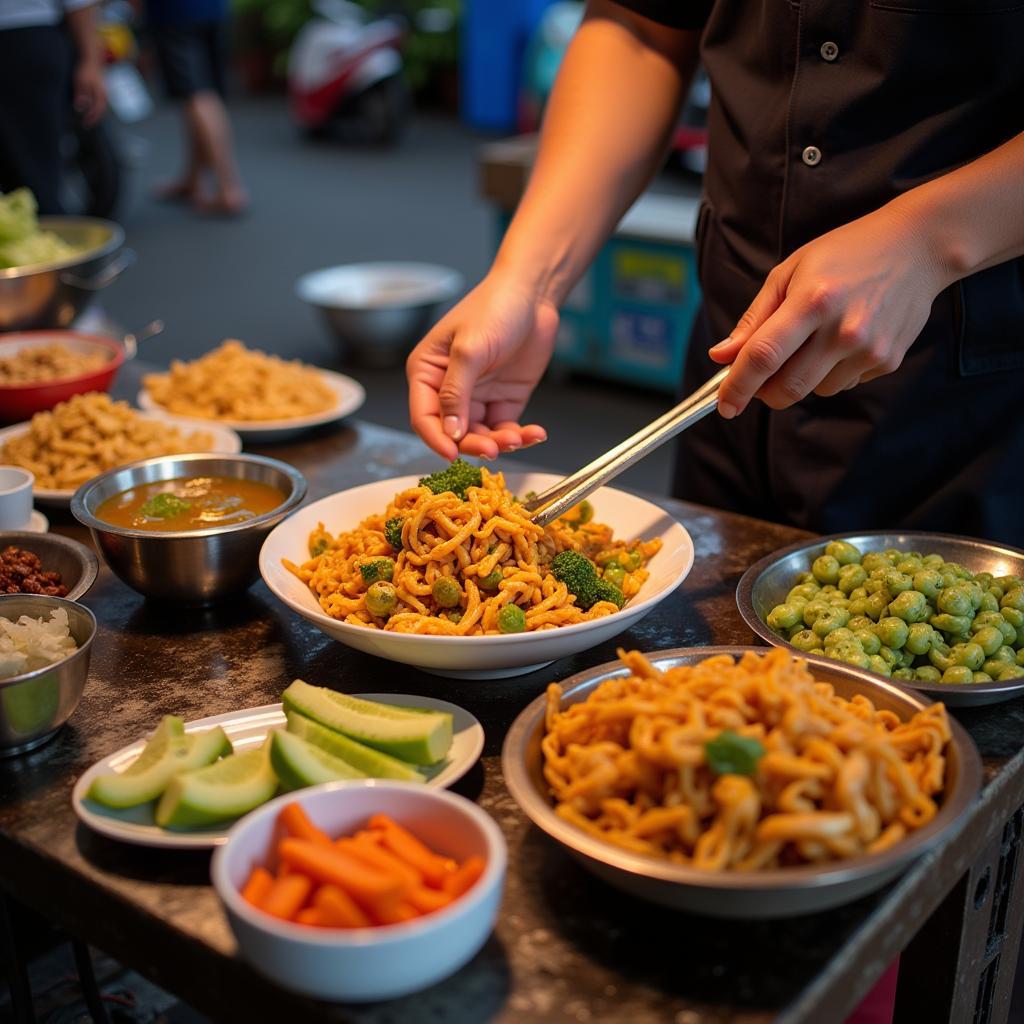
[2,381,1023,1023]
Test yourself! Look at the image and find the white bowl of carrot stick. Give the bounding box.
[211,779,507,1001]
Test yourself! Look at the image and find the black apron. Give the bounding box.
[614,0,1024,548]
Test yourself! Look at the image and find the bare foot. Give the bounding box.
[154,179,201,203]
[192,188,249,218]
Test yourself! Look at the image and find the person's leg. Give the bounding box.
[188,90,247,214]
[155,110,204,202]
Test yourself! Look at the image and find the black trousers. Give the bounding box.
[0,25,72,214]
[673,259,1024,549]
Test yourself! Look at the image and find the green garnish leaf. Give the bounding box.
[140,493,191,519]
[704,731,765,776]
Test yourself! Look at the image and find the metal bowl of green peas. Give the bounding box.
[737,532,1024,707]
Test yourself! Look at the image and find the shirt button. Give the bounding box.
[820,41,839,61]
[802,145,822,166]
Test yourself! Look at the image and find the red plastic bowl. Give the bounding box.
[0,330,125,423]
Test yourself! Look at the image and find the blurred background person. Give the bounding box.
[146,0,248,215]
[0,0,107,213]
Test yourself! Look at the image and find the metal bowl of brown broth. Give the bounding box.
[70,453,307,604]
[502,646,982,919]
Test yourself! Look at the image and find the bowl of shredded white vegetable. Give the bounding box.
[0,594,96,756]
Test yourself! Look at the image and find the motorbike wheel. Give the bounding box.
[358,76,409,146]
[60,119,121,218]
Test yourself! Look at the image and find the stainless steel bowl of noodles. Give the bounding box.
[502,646,981,918]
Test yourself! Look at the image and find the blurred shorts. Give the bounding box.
[153,20,227,99]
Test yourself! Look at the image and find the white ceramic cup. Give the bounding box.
[0,466,34,529]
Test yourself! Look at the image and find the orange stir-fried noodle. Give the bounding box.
[542,648,951,870]
[283,469,661,635]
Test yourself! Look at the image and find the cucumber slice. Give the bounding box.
[270,729,368,792]
[155,739,277,829]
[88,724,232,810]
[281,680,452,765]
[286,711,425,782]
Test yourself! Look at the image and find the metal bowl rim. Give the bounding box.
[0,217,124,281]
[69,452,307,540]
[736,530,1024,698]
[295,261,464,311]
[0,331,125,393]
[501,644,982,893]
[0,593,97,689]
[0,530,99,601]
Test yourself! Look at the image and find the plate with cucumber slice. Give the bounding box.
[71,688,484,849]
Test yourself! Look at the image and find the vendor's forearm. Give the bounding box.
[66,4,102,66]
[892,131,1024,287]
[495,1,700,306]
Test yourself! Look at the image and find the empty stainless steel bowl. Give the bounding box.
[0,593,97,756]
[0,530,98,600]
[70,453,307,604]
[296,262,463,368]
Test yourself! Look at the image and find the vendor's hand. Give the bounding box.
[407,273,557,461]
[710,204,951,418]
[74,59,107,128]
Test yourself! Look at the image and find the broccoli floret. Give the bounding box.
[592,579,625,609]
[550,549,599,609]
[359,558,395,584]
[384,516,404,551]
[419,459,482,500]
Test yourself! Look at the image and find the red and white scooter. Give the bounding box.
[288,0,408,144]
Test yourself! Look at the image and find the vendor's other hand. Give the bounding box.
[710,205,950,418]
[407,273,557,461]
[74,59,107,128]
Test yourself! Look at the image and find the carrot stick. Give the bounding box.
[407,885,454,915]
[443,856,486,898]
[338,836,423,887]
[260,873,313,921]
[240,866,273,908]
[368,815,457,887]
[295,907,328,927]
[314,884,372,928]
[370,900,421,926]
[279,803,332,847]
[278,838,407,916]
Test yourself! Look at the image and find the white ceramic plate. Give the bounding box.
[71,693,484,849]
[137,368,366,444]
[259,473,695,680]
[0,411,242,508]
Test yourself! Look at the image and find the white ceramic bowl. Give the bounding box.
[259,472,695,679]
[211,781,506,1002]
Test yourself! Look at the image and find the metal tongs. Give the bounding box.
[523,366,730,527]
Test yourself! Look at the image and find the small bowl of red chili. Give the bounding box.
[0,533,98,602]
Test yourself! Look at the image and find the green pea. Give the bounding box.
[444,610,463,624]
[847,615,873,632]
[942,666,975,685]
[996,645,1018,663]
[813,607,850,638]
[939,570,959,589]
[878,646,899,667]
[937,585,973,617]
[922,553,944,569]
[478,570,504,593]
[864,578,887,595]
[848,597,871,617]
[825,541,862,566]
[897,557,923,574]
[827,591,849,606]
[838,647,871,670]
[838,564,867,595]
[973,672,993,683]
[788,583,820,603]
[823,627,857,648]
[950,642,985,671]
[812,555,841,585]
[790,629,819,652]
[865,592,890,621]
[862,552,892,573]
[432,577,462,608]
[1017,650,1024,667]
[973,611,1017,645]
[809,647,826,656]
[882,569,914,595]
[365,581,398,618]
[497,603,527,634]
[875,616,909,650]
[913,569,943,600]
[988,584,1006,602]
[979,592,1000,613]
[975,572,993,587]
[931,613,972,636]
[1001,606,1024,631]
[942,562,971,580]
[892,668,916,681]
[849,587,868,601]
[996,575,1023,590]
[869,655,892,677]
[802,602,830,627]
[888,590,928,623]
[603,563,627,589]
[795,571,816,584]
[929,643,954,672]
[1002,588,1024,613]
[971,626,1004,657]
[997,664,1024,681]
[855,629,881,655]
[905,622,935,656]
[618,550,643,571]
[915,666,942,683]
